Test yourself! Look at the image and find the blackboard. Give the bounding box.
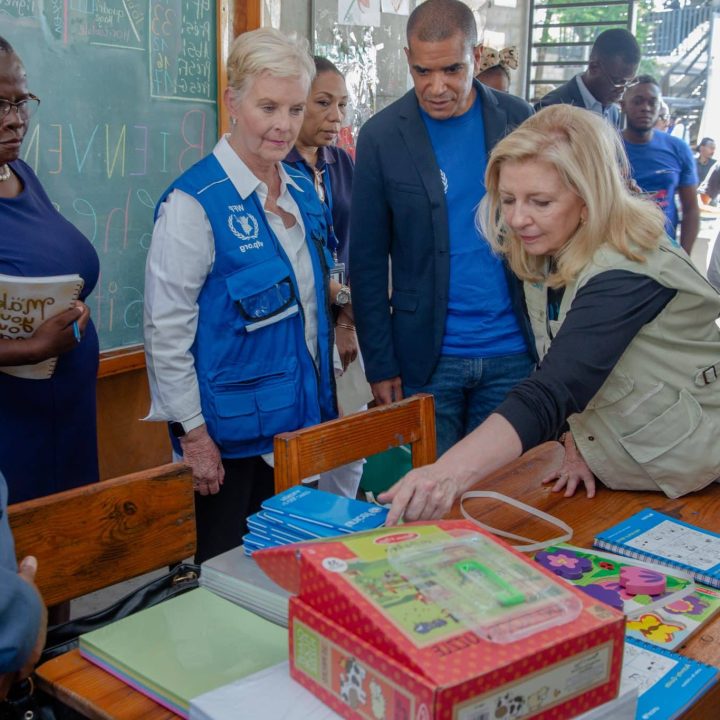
[2,0,218,351]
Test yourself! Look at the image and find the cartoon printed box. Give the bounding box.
[255,520,626,720]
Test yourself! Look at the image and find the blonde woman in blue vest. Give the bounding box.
[381,104,720,525]
[144,29,337,562]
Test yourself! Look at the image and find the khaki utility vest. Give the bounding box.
[524,239,720,498]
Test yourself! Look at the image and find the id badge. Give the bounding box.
[330,261,345,285]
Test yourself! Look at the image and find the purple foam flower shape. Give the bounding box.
[664,594,708,616]
[580,583,625,610]
[535,549,592,580]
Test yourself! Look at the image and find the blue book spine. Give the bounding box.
[242,533,274,555]
[248,514,308,545]
[593,508,720,589]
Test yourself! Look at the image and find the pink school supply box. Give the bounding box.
[255,519,626,720]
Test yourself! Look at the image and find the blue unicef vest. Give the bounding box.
[156,154,337,458]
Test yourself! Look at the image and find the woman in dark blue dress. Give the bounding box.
[0,37,99,503]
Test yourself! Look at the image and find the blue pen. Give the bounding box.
[72,321,81,343]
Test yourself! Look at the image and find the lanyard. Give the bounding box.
[292,159,339,257]
[459,490,573,552]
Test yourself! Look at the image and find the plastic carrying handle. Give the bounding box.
[459,490,573,552]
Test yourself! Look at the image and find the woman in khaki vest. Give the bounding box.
[381,104,720,525]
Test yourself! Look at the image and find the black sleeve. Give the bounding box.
[495,270,676,451]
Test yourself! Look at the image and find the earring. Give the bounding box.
[230,116,237,126]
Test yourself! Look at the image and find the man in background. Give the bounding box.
[696,137,716,186]
[621,76,699,253]
[699,163,720,289]
[534,28,640,128]
[654,101,671,132]
[350,0,535,457]
[0,471,46,700]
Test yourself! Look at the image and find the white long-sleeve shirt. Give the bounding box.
[143,136,318,431]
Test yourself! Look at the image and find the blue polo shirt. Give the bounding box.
[421,94,525,358]
[624,130,698,242]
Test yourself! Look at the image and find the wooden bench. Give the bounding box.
[8,463,195,607]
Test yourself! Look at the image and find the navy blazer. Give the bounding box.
[534,75,620,128]
[350,80,536,388]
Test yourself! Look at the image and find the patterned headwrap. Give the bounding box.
[477,46,519,73]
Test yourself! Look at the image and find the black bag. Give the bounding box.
[0,679,43,720]
[41,562,201,663]
[0,677,80,720]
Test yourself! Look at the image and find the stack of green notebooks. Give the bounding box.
[79,588,287,718]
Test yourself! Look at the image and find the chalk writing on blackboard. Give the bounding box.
[0,0,36,20]
[150,0,214,102]
[71,0,146,51]
[21,108,211,345]
[6,2,218,350]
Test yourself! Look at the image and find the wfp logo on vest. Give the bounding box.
[227,206,263,252]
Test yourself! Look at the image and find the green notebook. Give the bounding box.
[79,588,287,717]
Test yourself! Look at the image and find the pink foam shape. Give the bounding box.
[619,566,667,596]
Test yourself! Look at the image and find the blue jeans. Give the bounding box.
[404,352,534,458]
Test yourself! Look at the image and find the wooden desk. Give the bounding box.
[447,442,720,720]
[36,443,720,719]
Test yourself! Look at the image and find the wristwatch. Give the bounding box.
[169,416,205,438]
[169,422,186,438]
[334,285,351,307]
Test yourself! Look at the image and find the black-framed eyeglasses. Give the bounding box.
[0,94,41,122]
[598,63,635,90]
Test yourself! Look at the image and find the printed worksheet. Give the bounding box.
[625,520,720,570]
[620,641,676,695]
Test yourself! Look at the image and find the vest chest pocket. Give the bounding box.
[225,256,299,333]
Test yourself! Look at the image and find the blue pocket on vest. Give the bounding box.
[210,362,304,448]
[225,257,299,333]
[214,389,260,439]
[256,381,301,437]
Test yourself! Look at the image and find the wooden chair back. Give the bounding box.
[273,393,436,494]
[8,463,195,607]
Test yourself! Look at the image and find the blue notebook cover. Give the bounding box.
[593,509,720,589]
[623,637,718,719]
[261,487,388,534]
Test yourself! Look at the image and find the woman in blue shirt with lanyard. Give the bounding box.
[285,58,356,369]
[285,58,366,498]
[144,30,338,563]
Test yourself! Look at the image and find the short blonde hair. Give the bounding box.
[226,28,315,101]
[479,105,667,287]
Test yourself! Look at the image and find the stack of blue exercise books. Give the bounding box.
[242,486,388,556]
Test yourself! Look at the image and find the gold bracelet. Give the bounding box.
[336,322,355,331]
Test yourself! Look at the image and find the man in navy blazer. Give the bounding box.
[350,0,536,456]
[534,28,640,128]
